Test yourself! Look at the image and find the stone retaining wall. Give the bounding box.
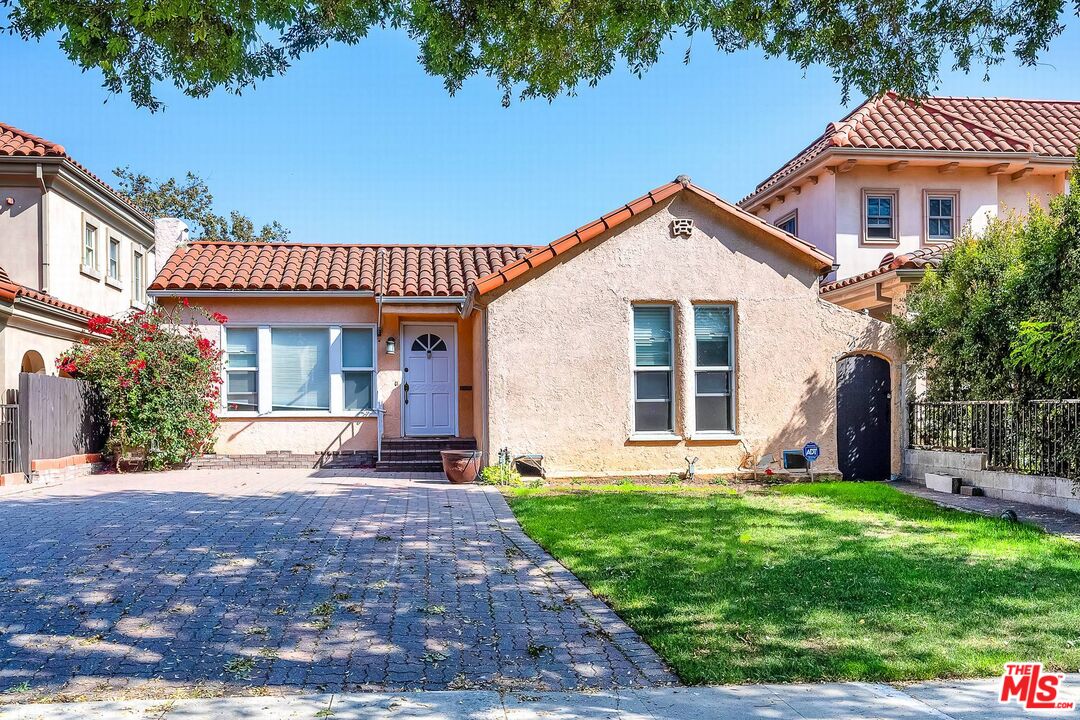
[904,448,1079,513]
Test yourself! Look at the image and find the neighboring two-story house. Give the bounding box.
[738,93,1079,318]
[0,122,157,388]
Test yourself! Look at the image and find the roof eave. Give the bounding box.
[740,147,1064,211]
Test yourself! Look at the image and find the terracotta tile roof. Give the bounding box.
[471,176,835,297]
[820,245,947,294]
[741,93,1080,207]
[0,122,152,224]
[150,242,537,296]
[0,264,96,319]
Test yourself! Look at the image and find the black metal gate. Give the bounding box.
[836,354,891,481]
[0,401,18,474]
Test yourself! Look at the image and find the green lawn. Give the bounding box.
[506,482,1080,684]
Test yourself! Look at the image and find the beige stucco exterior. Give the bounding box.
[475,193,899,478]
[161,296,479,456]
[0,157,156,392]
[752,159,1067,279]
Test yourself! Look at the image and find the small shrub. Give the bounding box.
[58,302,224,469]
[480,464,522,486]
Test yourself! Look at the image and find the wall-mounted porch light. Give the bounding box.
[385,336,397,355]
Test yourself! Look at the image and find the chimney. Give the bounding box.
[153,218,189,276]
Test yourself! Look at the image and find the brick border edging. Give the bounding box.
[480,486,679,687]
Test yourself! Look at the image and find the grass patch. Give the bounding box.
[506,481,1080,684]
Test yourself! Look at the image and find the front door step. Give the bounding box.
[376,437,478,473]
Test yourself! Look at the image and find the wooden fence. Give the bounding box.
[15,373,108,475]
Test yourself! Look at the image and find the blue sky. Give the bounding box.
[4,21,1080,246]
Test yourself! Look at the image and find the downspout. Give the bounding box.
[35,164,50,293]
[375,249,386,464]
[479,305,489,466]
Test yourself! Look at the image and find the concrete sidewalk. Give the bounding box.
[3,677,1077,719]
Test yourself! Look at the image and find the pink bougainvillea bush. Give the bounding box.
[58,304,224,470]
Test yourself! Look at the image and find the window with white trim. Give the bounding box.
[926,192,957,242]
[132,249,146,302]
[632,305,674,433]
[272,328,330,411]
[864,191,897,242]
[342,327,375,411]
[108,236,121,280]
[693,305,735,433]
[225,328,259,411]
[83,222,98,268]
[224,325,377,415]
[776,211,798,236]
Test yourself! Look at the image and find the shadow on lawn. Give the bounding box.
[508,487,1080,684]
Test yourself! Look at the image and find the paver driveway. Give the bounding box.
[0,469,673,702]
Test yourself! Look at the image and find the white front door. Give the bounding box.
[402,325,456,436]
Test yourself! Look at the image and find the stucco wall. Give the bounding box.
[161,296,473,455]
[0,186,43,287]
[46,189,155,317]
[480,193,899,478]
[758,172,837,259]
[0,321,82,390]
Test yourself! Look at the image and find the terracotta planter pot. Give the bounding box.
[441,450,482,484]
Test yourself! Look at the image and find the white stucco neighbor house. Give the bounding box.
[739,93,1079,317]
[151,177,899,481]
[0,122,159,389]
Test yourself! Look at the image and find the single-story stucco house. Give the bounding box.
[150,176,899,479]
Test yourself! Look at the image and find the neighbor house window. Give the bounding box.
[694,305,735,433]
[271,328,330,411]
[632,305,674,433]
[342,327,375,411]
[83,223,98,267]
[132,250,145,303]
[225,328,259,411]
[776,211,798,236]
[925,192,958,243]
[108,237,121,280]
[863,190,898,242]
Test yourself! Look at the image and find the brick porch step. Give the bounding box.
[375,437,477,473]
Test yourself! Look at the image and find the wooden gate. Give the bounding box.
[17,373,108,474]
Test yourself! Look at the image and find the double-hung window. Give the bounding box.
[632,306,674,433]
[225,328,259,411]
[925,192,957,243]
[224,325,377,415]
[272,328,330,411]
[776,211,798,236]
[108,237,121,281]
[863,191,897,242]
[83,223,98,268]
[693,306,735,433]
[342,328,375,411]
[132,250,146,303]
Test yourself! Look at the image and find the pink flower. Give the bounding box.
[210,312,229,324]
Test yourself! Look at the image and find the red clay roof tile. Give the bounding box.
[469,177,835,297]
[149,243,537,296]
[0,264,96,319]
[0,121,152,224]
[820,245,948,294]
[741,94,1080,207]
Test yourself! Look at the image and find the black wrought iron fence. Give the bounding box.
[909,399,1080,478]
[0,402,19,474]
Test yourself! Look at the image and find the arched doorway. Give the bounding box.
[836,353,891,481]
[20,350,45,375]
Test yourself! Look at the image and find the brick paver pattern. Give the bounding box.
[0,470,674,700]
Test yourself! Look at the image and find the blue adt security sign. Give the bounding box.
[802,442,821,463]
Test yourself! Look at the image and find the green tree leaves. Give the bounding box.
[4,0,1072,111]
[896,157,1080,401]
[113,166,289,241]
